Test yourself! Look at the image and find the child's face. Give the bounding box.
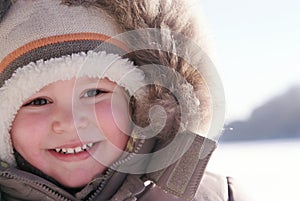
[11,77,131,188]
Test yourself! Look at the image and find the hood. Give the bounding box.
[0,0,225,174]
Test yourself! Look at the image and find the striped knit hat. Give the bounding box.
[0,0,146,165]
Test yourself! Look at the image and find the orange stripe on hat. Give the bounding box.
[0,33,129,73]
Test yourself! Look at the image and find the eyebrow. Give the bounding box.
[76,77,102,84]
[76,77,115,87]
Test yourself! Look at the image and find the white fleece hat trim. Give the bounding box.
[0,51,145,165]
[0,50,202,165]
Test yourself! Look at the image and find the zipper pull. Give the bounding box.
[0,161,9,169]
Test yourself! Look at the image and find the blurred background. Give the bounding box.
[200,0,300,200]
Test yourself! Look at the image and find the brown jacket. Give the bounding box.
[0,165,238,201]
[0,134,245,201]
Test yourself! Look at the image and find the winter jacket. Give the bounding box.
[0,133,244,201]
[0,166,238,201]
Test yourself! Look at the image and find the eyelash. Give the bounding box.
[22,89,108,107]
[82,89,107,98]
[23,98,52,107]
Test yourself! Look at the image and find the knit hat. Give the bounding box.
[0,0,146,165]
[0,0,225,168]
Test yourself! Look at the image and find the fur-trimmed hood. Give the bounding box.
[0,0,224,169]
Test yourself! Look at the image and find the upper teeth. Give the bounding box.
[54,143,94,154]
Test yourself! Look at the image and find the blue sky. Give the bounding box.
[200,0,300,122]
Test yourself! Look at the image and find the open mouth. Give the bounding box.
[52,143,95,155]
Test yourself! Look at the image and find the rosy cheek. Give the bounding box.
[94,100,130,149]
[11,113,48,150]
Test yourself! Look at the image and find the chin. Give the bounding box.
[59,177,92,188]
[54,170,97,188]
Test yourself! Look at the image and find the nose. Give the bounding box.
[51,106,89,135]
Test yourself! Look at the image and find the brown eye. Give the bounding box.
[23,98,51,107]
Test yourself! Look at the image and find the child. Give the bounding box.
[0,0,244,200]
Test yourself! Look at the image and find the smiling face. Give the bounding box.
[11,77,131,188]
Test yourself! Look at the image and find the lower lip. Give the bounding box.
[49,143,99,162]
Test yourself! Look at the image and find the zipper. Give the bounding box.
[0,171,74,201]
[0,135,146,201]
[86,137,145,201]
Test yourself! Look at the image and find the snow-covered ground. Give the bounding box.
[206,139,300,201]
